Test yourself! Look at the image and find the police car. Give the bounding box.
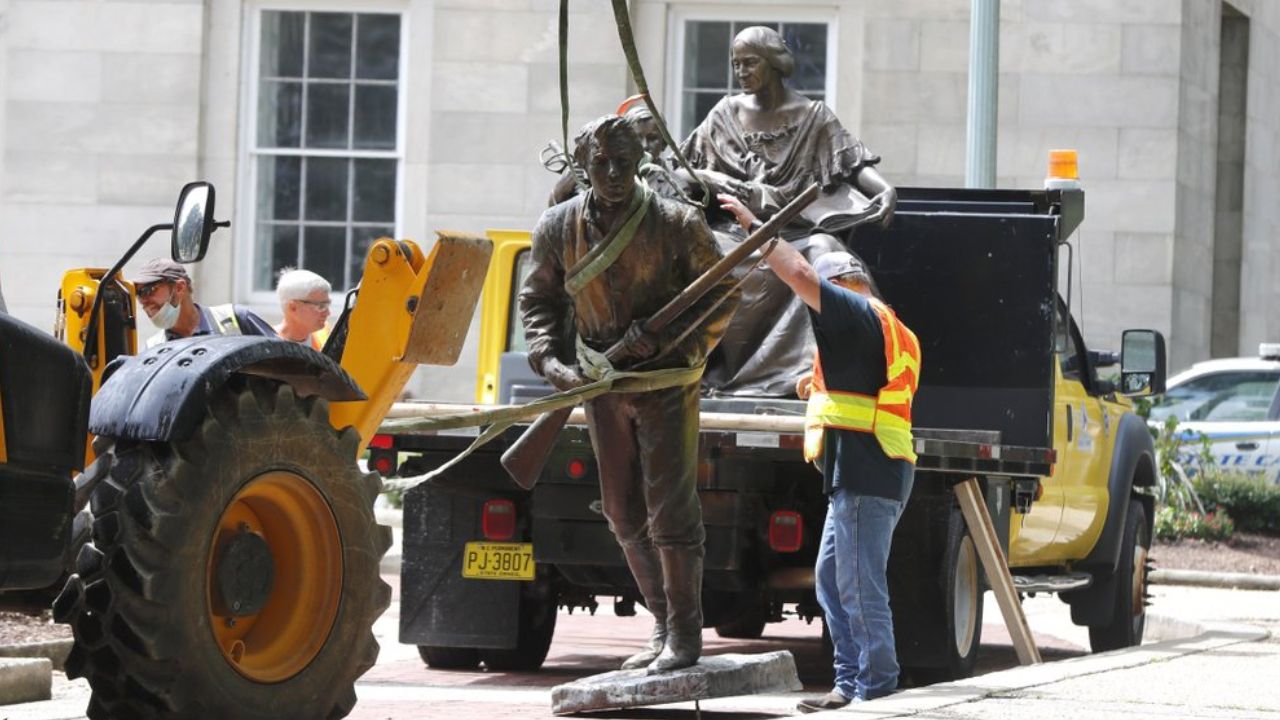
[1148,343,1280,485]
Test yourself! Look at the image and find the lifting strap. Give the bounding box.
[556,0,710,206]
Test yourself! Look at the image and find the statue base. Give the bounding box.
[550,650,802,715]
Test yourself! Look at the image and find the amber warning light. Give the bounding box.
[1045,149,1081,190]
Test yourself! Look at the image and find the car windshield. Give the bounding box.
[1148,370,1280,423]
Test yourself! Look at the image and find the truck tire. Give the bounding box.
[1088,497,1150,652]
[902,510,983,684]
[479,574,557,671]
[714,597,767,639]
[52,379,392,720]
[417,645,480,669]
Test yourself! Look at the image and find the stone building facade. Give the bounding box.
[1,0,1277,399]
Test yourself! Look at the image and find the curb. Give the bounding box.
[0,657,52,706]
[1150,568,1280,591]
[0,638,73,671]
[804,614,1269,718]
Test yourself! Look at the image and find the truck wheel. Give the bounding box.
[417,645,481,669]
[1088,497,1149,652]
[904,511,983,684]
[479,575,557,671]
[52,379,392,720]
[714,599,767,639]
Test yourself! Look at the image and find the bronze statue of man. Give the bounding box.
[520,115,739,672]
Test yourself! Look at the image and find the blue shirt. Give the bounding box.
[810,280,914,501]
[163,303,277,342]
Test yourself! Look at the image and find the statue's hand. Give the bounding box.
[619,321,659,363]
[543,358,588,392]
[867,187,897,228]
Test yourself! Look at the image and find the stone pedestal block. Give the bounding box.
[550,651,802,715]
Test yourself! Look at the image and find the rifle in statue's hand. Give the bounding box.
[500,183,820,490]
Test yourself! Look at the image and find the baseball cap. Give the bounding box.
[812,252,867,281]
[131,258,190,285]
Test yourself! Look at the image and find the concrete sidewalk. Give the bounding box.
[804,584,1279,719]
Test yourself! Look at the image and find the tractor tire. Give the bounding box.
[417,645,481,670]
[1088,498,1150,653]
[52,378,392,720]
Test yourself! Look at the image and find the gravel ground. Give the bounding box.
[1153,532,1280,576]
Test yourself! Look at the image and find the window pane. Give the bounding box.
[356,14,400,80]
[309,13,353,79]
[353,84,397,150]
[304,157,349,222]
[1152,371,1280,422]
[258,81,302,148]
[353,159,396,223]
[261,11,305,78]
[683,91,722,135]
[255,223,299,290]
[684,21,729,88]
[258,156,301,221]
[506,249,533,352]
[305,83,351,149]
[785,23,827,92]
[303,225,347,288]
[350,226,394,289]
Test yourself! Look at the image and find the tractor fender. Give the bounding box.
[90,335,365,443]
[1079,411,1158,572]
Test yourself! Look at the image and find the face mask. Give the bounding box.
[149,298,181,330]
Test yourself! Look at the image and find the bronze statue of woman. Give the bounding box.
[682,25,896,397]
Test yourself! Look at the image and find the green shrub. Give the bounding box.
[1154,505,1236,542]
[1193,474,1280,536]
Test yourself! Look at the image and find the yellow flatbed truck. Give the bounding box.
[379,187,1167,680]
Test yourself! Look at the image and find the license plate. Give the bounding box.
[462,542,535,581]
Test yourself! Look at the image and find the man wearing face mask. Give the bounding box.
[131,258,275,348]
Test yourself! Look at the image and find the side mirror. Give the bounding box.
[1120,329,1166,397]
[171,181,220,264]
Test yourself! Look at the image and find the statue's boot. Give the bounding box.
[648,547,703,673]
[620,544,669,670]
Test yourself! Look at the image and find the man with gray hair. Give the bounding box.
[274,268,332,351]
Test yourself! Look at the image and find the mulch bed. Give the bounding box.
[0,610,71,646]
[1153,532,1280,576]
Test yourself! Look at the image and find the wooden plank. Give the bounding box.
[954,477,1042,666]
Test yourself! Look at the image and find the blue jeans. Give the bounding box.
[815,489,905,701]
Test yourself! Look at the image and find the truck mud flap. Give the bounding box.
[399,482,520,649]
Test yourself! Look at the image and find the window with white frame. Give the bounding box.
[250,10,402,293]
[675,18,831,138]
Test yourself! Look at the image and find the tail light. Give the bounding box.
[369,434,394,449]
[482,499,517,541]
[566,458,588,479]
[371,454,395,475]
[768,510,803,553]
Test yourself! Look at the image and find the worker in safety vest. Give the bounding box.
[719,194,920,711]
[274,268,332,351]
[131,258,275,348]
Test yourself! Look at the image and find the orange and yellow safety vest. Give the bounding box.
[803,298,922,464]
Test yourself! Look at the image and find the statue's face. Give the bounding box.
[731,43,773,94]
[587,132,641,205]
[633,116,664,161]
